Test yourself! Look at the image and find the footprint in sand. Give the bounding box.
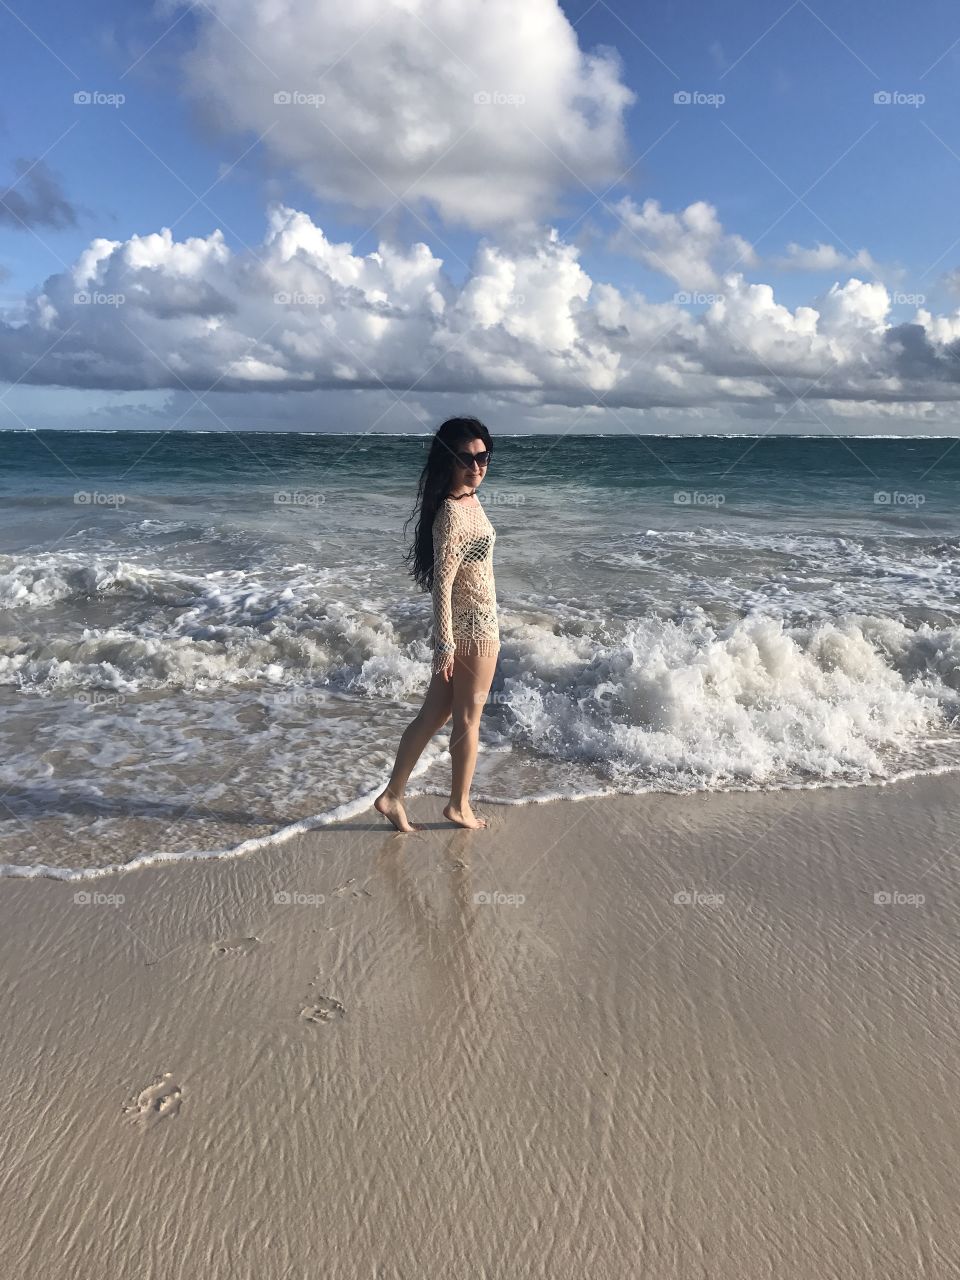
[299,995,346,1025]
[124,1073,183,1128]
[211,935,260,957]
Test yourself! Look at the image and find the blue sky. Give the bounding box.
[3,0,960,433]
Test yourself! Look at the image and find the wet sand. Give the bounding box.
[1,776,959,1278]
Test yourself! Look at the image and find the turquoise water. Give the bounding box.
[2,430,959,875]
[4,429,960,507]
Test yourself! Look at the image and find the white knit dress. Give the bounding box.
[430,496,500,674]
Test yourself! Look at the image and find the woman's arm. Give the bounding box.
[431,502,465,675]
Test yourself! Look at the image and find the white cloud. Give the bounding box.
[5,204,960,430]
[914,306,960,345]
[608,197,758,290]
[815,278,890,334]
[457,229,592,352]
[175,0,635,232]
[772,241,882,275]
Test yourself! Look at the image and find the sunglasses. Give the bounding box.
[454,450,491,469]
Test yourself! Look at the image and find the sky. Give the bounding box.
[2,0,960,435]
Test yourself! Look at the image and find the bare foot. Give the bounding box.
[375,790,422,833]
[443,802,487,830]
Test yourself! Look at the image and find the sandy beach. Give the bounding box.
[6,0,960,1267]
[2,776,959,1278]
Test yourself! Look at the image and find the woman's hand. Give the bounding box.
[433,645,455,682]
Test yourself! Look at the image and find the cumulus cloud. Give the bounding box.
[816,278,890,333]
[913,307,960,346]
[608,197,758,291]
[172,0,635,232]
[7,203,960,420]
[607,202,889,303]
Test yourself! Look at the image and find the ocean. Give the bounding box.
[2,429,959,877]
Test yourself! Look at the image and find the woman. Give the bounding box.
[375,417,500,833]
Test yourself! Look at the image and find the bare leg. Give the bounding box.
[444,650,498,830]
[375,670,454,832]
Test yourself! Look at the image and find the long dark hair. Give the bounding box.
[403,416,494,592]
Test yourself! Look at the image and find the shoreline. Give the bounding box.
[2,776,960,1277]
[3,764,960,881]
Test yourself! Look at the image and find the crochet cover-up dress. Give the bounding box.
[430,496,500,675]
